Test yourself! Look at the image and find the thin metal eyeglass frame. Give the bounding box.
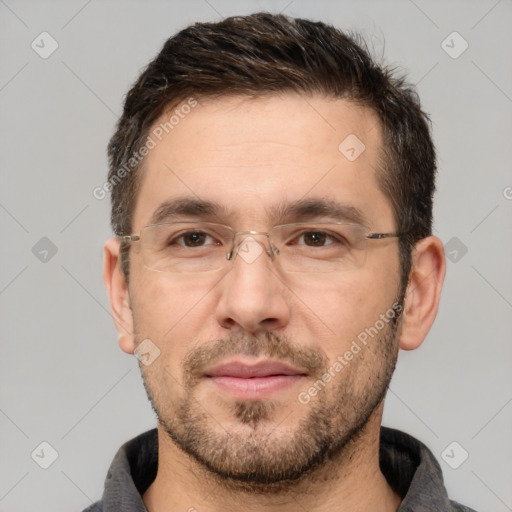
[118,221,403,272]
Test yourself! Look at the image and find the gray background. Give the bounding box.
[0,0,511,511]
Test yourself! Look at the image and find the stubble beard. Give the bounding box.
[139,304,401,492]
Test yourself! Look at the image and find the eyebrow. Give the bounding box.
[149,197,228,225]
[273,198,367,226]
[148,196,367,227]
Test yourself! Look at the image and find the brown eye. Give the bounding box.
[302,231,328,246]
[169,231,215,247]
[294,230,339,247]
[182,231,207,247]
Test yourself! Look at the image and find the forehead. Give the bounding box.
[132,94,393,231]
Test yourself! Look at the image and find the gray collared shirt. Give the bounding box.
[83,427,477,511]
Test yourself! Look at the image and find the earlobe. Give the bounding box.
[398,236,446,351]
[103,238,136,354]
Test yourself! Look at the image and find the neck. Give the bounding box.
[143,407,401,512]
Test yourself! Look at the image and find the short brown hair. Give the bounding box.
[107,12,436,288]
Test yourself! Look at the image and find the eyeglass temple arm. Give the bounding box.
[119,235,140,242]
[366,232,402,240]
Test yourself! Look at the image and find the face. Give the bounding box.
[123,94,404,486]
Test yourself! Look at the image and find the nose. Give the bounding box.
[215,234,291,334]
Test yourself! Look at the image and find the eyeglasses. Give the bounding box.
[119,221,402,274]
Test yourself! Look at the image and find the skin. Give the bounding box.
[103,93,446,512]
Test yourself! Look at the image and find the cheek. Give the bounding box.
[130,273,218,358]
[288,272,396,357]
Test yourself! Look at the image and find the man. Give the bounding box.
[90,12,477,512]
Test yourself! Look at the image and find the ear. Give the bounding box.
[103,238,136,354]
[398,236,446,351]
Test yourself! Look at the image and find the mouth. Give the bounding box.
[204,358,308,399]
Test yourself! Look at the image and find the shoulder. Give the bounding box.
[449,500,479,512]
[380,427,480,512]
[79,429,158,512]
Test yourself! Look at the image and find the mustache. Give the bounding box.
[182,331,329,389]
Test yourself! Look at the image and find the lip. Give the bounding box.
[204,359,308,399]
[205,359,307,378]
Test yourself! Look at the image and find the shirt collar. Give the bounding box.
[87,426,469,512]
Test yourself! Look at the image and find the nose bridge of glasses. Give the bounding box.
[228,230,277,262]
